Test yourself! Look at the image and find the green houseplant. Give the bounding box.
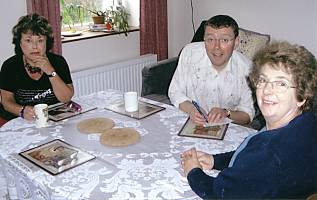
[109,6,130,36]
[60,0,84,31]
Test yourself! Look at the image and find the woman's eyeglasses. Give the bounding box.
[255,77,296,93]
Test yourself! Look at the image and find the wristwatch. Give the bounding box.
[225,109,231,118]
[48,71,57,78]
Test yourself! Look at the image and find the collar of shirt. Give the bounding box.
[209,55,234,76]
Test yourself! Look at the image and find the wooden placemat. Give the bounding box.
[77,117,115,134]
[100,128,140,147]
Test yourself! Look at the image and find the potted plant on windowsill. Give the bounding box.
[60,0,84,31]
[109,6,130,36]
[87,9,108,24]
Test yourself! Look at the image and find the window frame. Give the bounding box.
[60,0,139,43]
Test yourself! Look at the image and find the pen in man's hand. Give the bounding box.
[192,100,209,123]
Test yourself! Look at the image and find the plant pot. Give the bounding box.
[92,16,105,24]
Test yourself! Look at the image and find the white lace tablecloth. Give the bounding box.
[0,89,256,200]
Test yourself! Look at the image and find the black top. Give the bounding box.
[0,52,72,120]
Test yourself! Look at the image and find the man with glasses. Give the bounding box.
[168,15,254,125]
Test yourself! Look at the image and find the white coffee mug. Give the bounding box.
[34,104,49,128]
[124,91,138,112]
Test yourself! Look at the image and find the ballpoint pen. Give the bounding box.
[192,100,209,123]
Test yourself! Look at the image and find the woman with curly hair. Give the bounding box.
[0,13,73,121]
[181,41,317,199]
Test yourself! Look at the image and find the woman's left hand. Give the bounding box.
[181,148,202,177]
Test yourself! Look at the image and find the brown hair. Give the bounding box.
[250,41,317,111]
[204,15,239,38]
[12,13,54,55]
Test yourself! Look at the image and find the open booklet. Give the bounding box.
[48,101,97,122]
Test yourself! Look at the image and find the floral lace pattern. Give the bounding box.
[0,90,256,199]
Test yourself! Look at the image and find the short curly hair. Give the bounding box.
[12,13,54,55]
[249,41,317,111]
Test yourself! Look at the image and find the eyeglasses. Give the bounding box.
[204,37,235,46]
[255,77,296,93]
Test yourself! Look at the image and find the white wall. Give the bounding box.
[62,32,139,72]
[1,1,317,71]
[0,1,26,66]
[0,2,140,72]
[168,0,317,58]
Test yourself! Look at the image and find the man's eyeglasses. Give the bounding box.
[255,77,296,93]
[204,37,235,46]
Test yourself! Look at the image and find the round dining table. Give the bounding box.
[0,89,256,200]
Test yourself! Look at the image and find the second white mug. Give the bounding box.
[124,91,138,112]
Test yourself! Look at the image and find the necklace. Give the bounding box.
[25,62,41,74]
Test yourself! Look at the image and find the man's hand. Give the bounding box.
[207,107,228,123]
[189,108,208,125]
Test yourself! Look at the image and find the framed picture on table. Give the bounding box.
[48,101,97,122]
[105,101,165,119]
[178,118,229,140]
[19,139,95,175]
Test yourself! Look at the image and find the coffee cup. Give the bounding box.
[124,91,138,112]
[34,104,49,128]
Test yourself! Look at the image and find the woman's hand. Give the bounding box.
[181,148,202,177]
[28,54,54,75]
[22,105,36,121]
[26,54,74,103]
[0,90,36,121]
[196,150,214,170]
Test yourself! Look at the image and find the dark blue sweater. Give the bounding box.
[187,112,317,199]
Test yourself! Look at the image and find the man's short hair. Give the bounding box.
[204,15,239,37]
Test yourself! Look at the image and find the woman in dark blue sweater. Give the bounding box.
[181,41,317,199]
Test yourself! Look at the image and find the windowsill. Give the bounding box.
[61,26,140,43]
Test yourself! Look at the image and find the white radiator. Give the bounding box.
[71,54,157,97]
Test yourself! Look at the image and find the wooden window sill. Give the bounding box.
[61,26,139,43]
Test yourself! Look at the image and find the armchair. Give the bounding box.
[141,57,178,105]
[141,20,270,129]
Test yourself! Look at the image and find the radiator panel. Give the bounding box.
[71,54,157,97]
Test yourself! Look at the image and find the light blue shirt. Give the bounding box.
[228,127,266,167]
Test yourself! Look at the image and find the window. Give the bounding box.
[60,0,139,33]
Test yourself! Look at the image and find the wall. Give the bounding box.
[1,1,317,71]
[62,32,139,72]
[0,1,140,72]
[168,0,317,58]
[0,1,26,66]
